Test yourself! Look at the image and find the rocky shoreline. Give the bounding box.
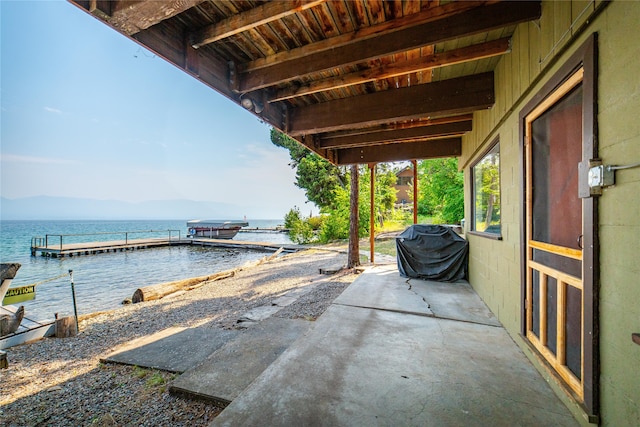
[0,248,359,426]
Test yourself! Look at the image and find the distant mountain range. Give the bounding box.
[0,196,247,220]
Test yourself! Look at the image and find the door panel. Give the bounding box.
[520,35,598,416]
[525,68,585,399]
[530,85,583,249]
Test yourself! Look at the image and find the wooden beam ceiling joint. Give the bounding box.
[335,137,463,165]
[288,72,495,136]
[318,120,473,149]
[321,115,474,140]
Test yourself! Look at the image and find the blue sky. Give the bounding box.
[0,1,314,219]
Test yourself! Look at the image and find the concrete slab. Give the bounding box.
[170,317,311,405]
[238,287,318,324]
[271,295,298,307]
[237,305,282,323]
[318,262,345,275]
[333,264,434,317]
[211,304,578,427]
[102,327,237,373]
[409,279,502,327]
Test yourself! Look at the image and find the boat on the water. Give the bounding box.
[186,220,249,240]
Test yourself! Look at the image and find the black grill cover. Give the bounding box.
[396,225,468,281]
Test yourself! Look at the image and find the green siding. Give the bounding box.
[460,1,640,425]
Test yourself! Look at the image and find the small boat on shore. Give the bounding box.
[186,220,249,240]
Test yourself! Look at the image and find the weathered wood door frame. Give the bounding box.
[519,34,598,417]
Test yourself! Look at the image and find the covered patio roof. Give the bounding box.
[69,0,541,165]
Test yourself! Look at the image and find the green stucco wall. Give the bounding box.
[459,1,640,425]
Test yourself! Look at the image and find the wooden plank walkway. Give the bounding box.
[31,237,181,257]
[31,238,301,258]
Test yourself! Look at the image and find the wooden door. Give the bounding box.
[524,68,586,398]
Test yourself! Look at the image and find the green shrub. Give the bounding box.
[284,207,315,244]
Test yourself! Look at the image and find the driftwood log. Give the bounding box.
[132,270,234,303]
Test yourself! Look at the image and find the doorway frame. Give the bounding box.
[518,34,599,417]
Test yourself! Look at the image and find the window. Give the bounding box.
[471,141,501,236]
[397,176,412,186]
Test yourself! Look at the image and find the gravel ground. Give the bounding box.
[0,248,359,427]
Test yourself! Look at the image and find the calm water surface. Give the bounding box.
[0,219,290,321]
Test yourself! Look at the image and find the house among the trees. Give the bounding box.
[394,166,413,205]
[69,1,639,425]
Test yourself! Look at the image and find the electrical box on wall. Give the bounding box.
[588,164,615,188]
[579,159,615,197]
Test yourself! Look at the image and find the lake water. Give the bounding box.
[0,219,291,322]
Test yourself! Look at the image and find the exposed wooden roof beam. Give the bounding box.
[93,0,204,36]
[321,115,474,139]
[288,72,494,136]
[190,0,328,49]
[319,121,473,149]
[239,1,540,92]
[335,138,462,165]
[270,38,510,102]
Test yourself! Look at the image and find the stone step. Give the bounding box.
[169,317,311,406]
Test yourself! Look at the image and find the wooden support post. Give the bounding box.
[0,350,7,369]
[369,163,376,264]
[347,164,360,268]
[412,160,418,224]
[55,315,78,338]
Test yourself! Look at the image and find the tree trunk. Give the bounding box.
[412,160,418,224]
[348,164,360,268]
[369,164,375,265]
[484,193,495,231]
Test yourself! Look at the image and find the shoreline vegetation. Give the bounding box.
[0,245,372,426]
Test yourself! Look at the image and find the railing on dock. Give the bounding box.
[238,227,289,233]
[30,229,182,257]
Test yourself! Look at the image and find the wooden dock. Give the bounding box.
[31,237,301,258]
[31,229,185,257]
[31,237,182,258]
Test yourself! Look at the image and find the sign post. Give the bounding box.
[69,270,79,332]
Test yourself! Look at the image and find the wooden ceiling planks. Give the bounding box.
[238,1,539,94]
[189,0,327,48]
[70,0,542,165]
[269,38,510,102]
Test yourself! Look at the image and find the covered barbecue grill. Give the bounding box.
[396,225,468,282]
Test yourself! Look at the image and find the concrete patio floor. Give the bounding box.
[211,263,579,427]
